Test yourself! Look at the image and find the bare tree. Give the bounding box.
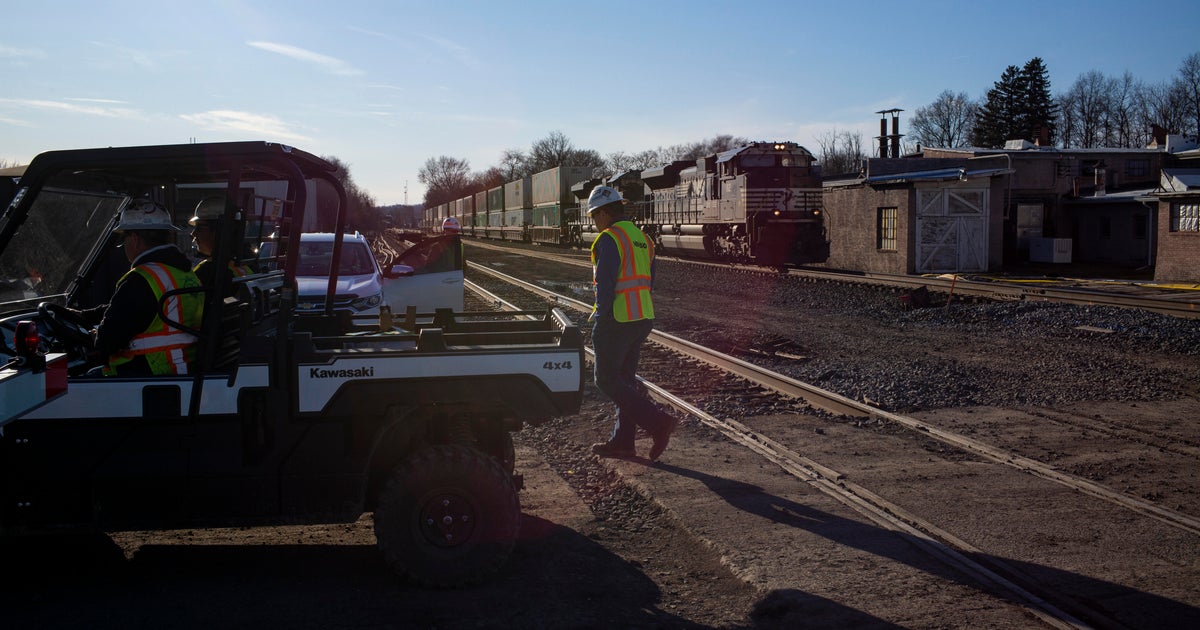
[603,149,668,178]
[497,148,527,180]
[815,129,864,176]
[1178,52,1200,138]
[1136,80,1190,138]
[417,155,472,208]
[672,134,749,161]
[471,167,506,192]
[1061,70,1113,148]
[527,131,575,174]
[909,90,979,148]
[1108,71,1141,147]
[521,131,605,175]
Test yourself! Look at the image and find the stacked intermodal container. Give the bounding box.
[473,190,487,231]
[530,166,591,244]
[502,177,532,241]
[486,186,504,238]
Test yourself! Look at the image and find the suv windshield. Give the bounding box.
[297,241,376,276]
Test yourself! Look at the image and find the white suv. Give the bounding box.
[294,232,385,316]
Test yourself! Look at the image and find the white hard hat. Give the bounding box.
[115,199,180,232]
[586,186,624,215]
[442,217,461,233]
[189,196,226,226]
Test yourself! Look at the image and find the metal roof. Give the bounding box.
[1162,168,1200,192]
[1064,187,1158,204]
[715,146,750,163]
[861,166,1011,185]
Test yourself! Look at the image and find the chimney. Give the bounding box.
[1150,124,1168,148]
[875,108,905,158]
[890,111,902,158]
[878,116,888,158]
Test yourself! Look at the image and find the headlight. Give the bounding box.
[351,293,383,311]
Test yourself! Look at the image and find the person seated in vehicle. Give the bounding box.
[189,196,254,298]
[74,199,205,376]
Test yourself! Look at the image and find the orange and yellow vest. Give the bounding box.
[591,220,655,322]
[105,262,204,376]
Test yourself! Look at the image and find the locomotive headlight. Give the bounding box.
[774,143,786,151]
[773,209,781,216]
[813,210,821,216]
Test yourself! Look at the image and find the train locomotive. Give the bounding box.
[423,140,830,266]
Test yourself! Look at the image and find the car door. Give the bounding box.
[380,235,464,312]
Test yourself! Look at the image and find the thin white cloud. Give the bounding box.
[65,97,128,104]
[0,97,140,118]
[179,110,312,143]
[0,114,31,127]
[247,41,364,77]
[87,41,163,70]
[0,44,45,59]
[412,33,480,72]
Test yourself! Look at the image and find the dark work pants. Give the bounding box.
[592,316,671,447]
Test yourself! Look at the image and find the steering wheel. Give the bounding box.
[37,302,95,353]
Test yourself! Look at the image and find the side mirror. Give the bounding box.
[383,263,416,279]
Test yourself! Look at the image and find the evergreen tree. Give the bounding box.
[971,58,1059,147]
[972,65,1022,148]
[1019,57,1059,144]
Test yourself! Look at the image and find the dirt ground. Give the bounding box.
[0,390,767,630]
[3,242,1197,629]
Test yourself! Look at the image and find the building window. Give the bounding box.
[1171,202,1199,232]
[1126,159,1150,177]
[877,207,897,251]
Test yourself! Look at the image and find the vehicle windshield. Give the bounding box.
[297,240,376,276]
[0,187,125,311]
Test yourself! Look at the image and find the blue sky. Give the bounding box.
[3,0,1198,205]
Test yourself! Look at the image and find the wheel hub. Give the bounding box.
[419,492,477,547]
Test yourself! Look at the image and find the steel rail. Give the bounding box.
[470,261,1200,538]
[470,261,1096,629]
[465,238,1200,319]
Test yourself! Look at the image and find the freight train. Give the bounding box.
[422,141,830,266]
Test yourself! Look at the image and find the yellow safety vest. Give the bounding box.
[591,220,655,322]
[105,263,204,376]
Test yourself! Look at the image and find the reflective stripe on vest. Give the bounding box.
[591,220,655,322]
[105,262,204,376]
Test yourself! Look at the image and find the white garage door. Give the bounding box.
[915,188,988,273]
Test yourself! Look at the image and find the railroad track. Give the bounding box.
[465,261,1200,628]
[465,238,1200,320]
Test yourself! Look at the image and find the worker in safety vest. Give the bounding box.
[586,186,679,461]
[77,199,204,376]
[190,196,253,297]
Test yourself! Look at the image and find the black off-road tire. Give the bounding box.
[374,444,520,587]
